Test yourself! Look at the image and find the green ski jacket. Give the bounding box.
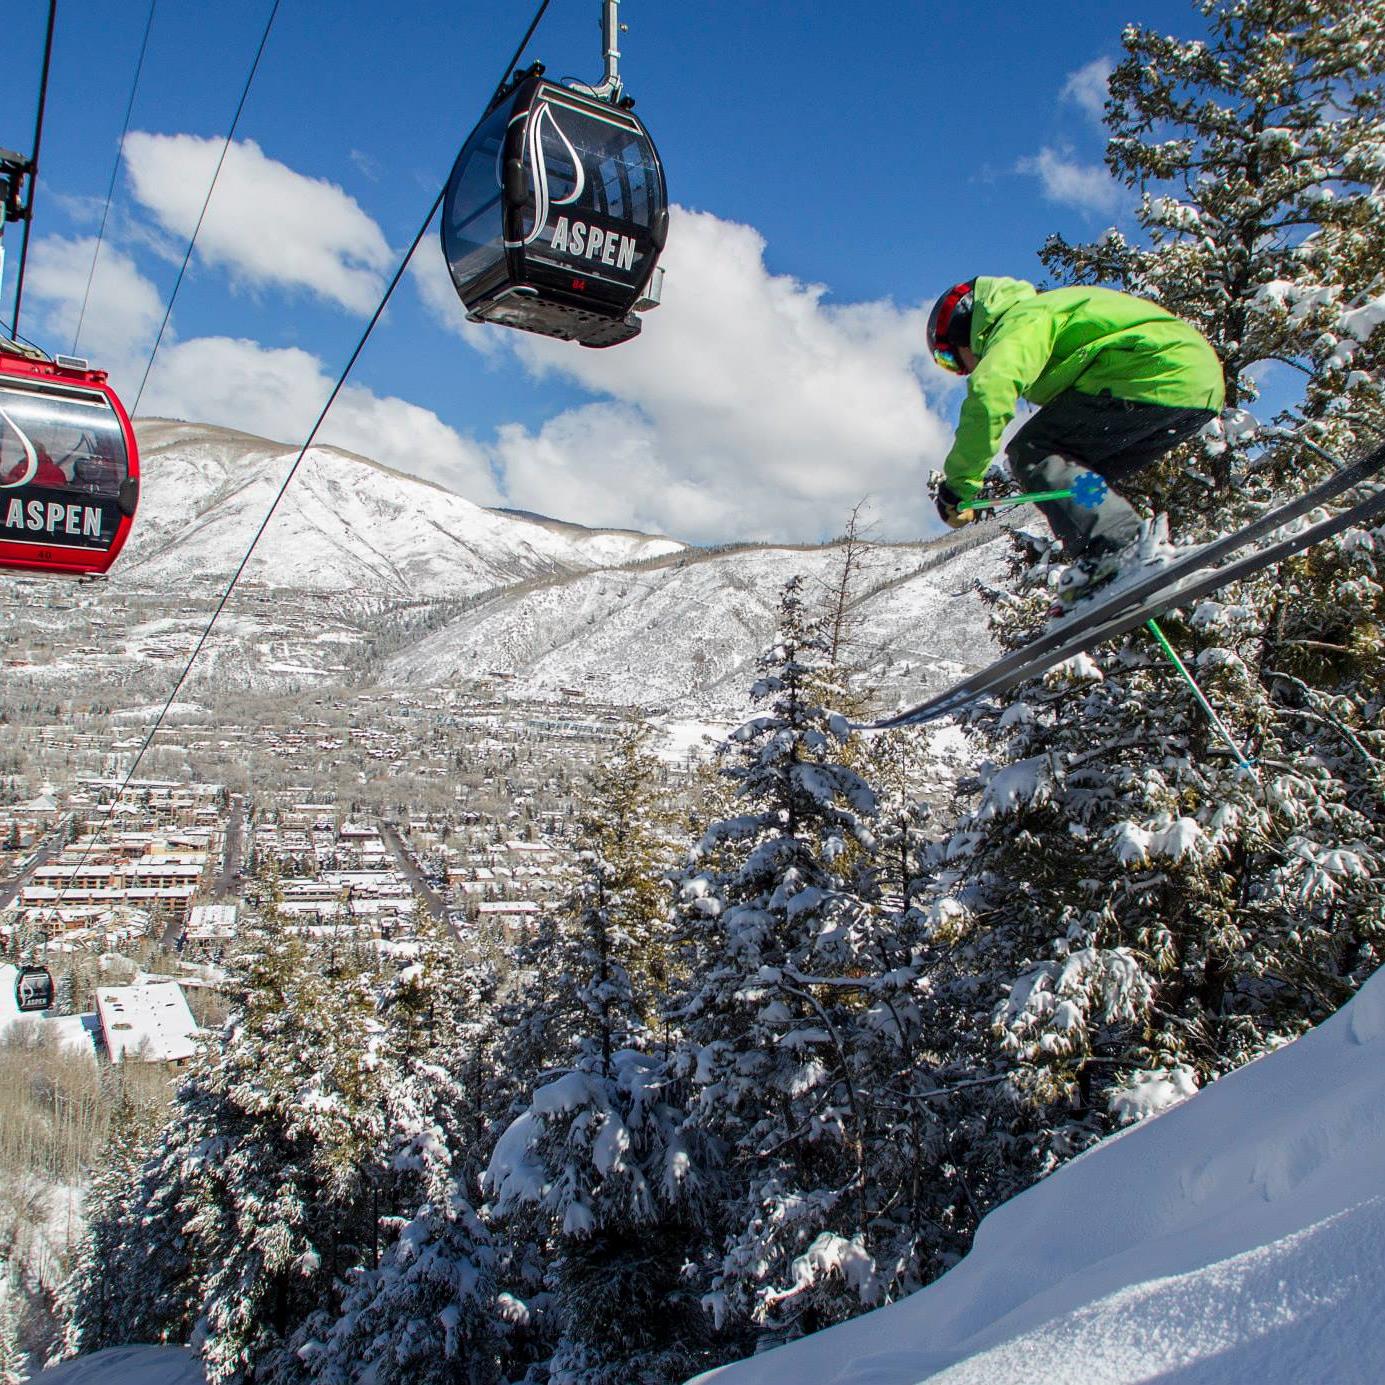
[942,277,1225,503]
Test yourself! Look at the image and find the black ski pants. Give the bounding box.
[1006,389,1218,557]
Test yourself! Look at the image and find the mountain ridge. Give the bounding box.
[116,419,686,597]
[380,526,1009,715]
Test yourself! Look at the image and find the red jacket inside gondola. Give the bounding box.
[2,443,68,488]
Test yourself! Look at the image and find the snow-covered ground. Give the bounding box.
[33,1347,204,1385]
[691,964,1385,1385]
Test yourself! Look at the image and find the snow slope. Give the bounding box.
[117,420,683,596]
[33,1347,204,1385]
[382,529,1009,714]
[691,964,1385,1385]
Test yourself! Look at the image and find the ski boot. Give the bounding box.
[1050,549,1124,616]
[1049,516,1183,618]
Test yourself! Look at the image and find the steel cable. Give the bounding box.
[71,0,159,357]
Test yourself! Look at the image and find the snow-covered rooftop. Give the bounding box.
[95,982,200,1064]
[187,903,238,930]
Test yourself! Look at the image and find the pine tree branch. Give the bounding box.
[902,1072,1014,1104]
[777,982,867,1187]
[1267,668,1385,776]
[734,1084,838,1165]
[1061,737,1162,773]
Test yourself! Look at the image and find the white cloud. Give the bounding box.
[23,235,165,364]
[21,194,967,545]
[326,386,500,504]
[122,133,394,313]
[349,149,383,183]
[478,207,953,542]
[408,238,503,358]
[1061,57,1115,123]
[494,403,743,539]
[22,240,498,504]
[138,335,500,504]
[1017,147,1124,216]
[45,192,110,229]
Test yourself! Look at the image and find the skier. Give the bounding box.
[927,276,1225,604]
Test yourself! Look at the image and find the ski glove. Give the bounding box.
[935,481,974,530]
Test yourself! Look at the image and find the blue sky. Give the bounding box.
[1,0,1210,544]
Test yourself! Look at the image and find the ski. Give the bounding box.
[868,442,1385,730]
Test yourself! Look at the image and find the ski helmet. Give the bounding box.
[927,279,976,375]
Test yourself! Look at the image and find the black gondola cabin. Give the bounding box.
[442,69,668,349]
[14,964,54,1013]
[0,342,139,576]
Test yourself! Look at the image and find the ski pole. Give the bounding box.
[1145,618,1256,771]
[960,488,1074,511]
[959,473,1109,513]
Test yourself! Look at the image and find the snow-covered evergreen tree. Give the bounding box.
[0,1263,26,1385]
[309,1190,497,1385]
[482,730,709,1384]
[59,1091,175,1356]
[62,1092,203,1353]
[668,577,909,1349]
[568,729,678,1056]
[1043,0,1385,426]
[841,724,1056,1273]
[190,920,385,1384]
[930,0,1385,1150]
[303,914,500,1385]
[863,730,940,915]
[69,898,387,1384]
[485,1054,711,1385]
[380,910,502,1198]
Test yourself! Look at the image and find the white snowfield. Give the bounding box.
[691,964,1385,1385]
[34,1346,204,1385]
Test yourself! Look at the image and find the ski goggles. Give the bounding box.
[932,343,965,375]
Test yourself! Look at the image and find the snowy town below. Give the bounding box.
[1,687,700,1061]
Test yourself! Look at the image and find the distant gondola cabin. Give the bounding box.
[0,342,139,576]
[14,964,54,1013]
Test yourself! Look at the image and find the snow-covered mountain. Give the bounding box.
[116,420,684,596]
[88,419,1011,714]
[381,530,1010,715]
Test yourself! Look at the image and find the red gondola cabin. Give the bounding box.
[0,340,139,576]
